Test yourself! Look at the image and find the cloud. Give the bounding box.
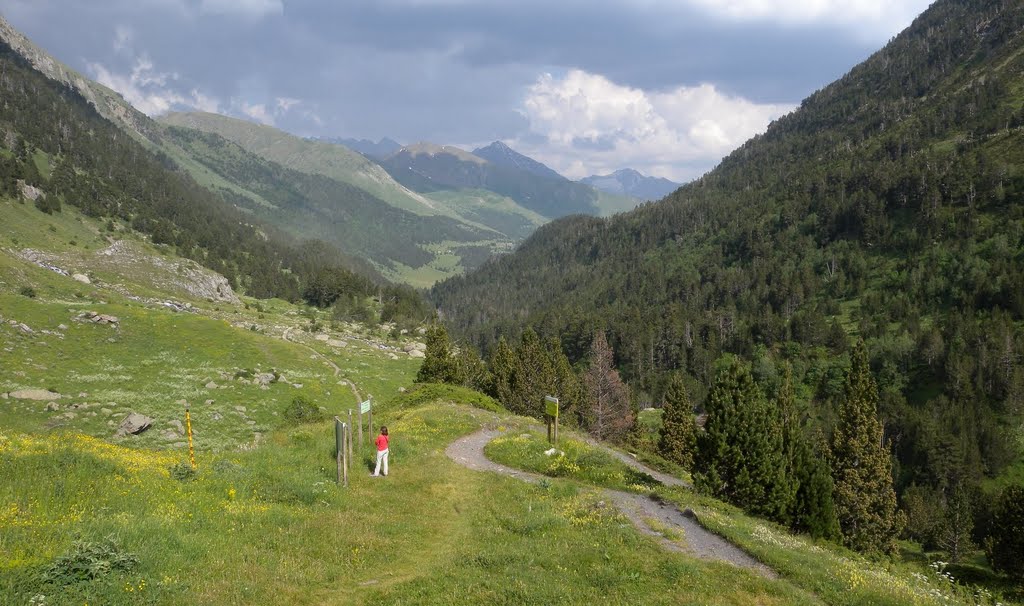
[89,56,221,116]
[512,69,794,182]
[198,0,284,18]
[236,100,274,125]
[682,0,932,39]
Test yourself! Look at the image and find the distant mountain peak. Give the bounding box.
[398,142,486,164]
[472,141,566,182]
[580,169,680,201]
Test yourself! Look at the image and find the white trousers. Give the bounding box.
[373,449,389,476]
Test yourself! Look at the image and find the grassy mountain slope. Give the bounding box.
[159,112,441,217]
[158,116,562,284]
[379,144,604,218]
[159,125,498,278]
[431,0,1024,505]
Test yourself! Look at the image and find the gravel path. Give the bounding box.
[446,430,776,578]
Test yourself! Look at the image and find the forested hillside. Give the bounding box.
[0,39,431,319]
[432,0,1024,525]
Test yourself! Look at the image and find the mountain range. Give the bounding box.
[581,169,680,201]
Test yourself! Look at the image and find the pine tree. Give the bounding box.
[416,324,463,384]
[510,328,557,417]
[986,485,1024,579]
[547,336,585,427]
[936,482,974,563]
[488,336,517,406]
[831,340,901,552]
[658,372,697,469]
[583,330,632,442]
[792,432,842,540]
[775,366,802,524]
[696,357,786,518]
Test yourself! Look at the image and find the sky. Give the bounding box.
[1,0,933,182]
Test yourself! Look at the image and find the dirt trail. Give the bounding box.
[445,430,776,579]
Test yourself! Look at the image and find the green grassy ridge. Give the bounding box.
[158,112,436,217]
[486,431,1014,605]
[1,402,822,605]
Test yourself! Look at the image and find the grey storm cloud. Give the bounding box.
[0,0,930,180]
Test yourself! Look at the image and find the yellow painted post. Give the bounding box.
[185,403,196,468]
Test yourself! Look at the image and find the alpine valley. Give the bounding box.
[1,0,1023,605]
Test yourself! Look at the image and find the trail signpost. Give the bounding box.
[361,398,373,438]
[334,416,349,487]
[545,395,559,445]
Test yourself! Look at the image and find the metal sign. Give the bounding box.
[544,395,559,418]
[360,399,372,414]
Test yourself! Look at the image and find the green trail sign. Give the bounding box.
[360,399,372,414]
[545,396,560,445]
[544,395,559,418]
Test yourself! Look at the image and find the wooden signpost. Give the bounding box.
[545,395,559,445]
[335,416,349,487]
[361,398,373,438]
[348,409,354,462]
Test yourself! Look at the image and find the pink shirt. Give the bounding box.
[376,434,389,451]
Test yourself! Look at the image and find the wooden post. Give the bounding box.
[358,405,363,448]
[348,409,354,462]
[342,422,349,488]
[185,402,196,468]
[554,413,559,446]
[369,407,373,439]
[335,416,342,486]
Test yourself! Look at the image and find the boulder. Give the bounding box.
[205,381,218,389]
[255,373,276,387]
[327,339,347,348]
[10,389,60,400]
[44,402,59,411]
[72,274,91,284]
[117,413,153,436]
[314,334,329,341]
[408,349,425,359]
[168,419,185,435]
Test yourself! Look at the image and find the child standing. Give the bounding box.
[372,426,389,477]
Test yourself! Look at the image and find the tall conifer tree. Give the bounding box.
[831,340,901,552]
[696,358,785,517]
[658,372,697,469]
[583,331,632,442]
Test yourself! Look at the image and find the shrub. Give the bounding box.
[42,536,138,585]
[19,286,36,298]
[169,461,197,482]
[283,395,324,424]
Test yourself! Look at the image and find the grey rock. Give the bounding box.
[44,402,59,411]
[168,419,185,435]
[10,389,60,400]
[72,273,91,284]
[117,412,153,436]
[234,406,247,413]
[205,381,218,389]
[408,349,425,359]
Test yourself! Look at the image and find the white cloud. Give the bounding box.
[682,0,932,40]
[275,97,301,112]
[512,69,794,182]
[89,56,221,116]
[236,100,274,125]
[198,0,284,18]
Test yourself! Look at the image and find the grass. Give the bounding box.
[0,403,821,606]
[485,431,663,493]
